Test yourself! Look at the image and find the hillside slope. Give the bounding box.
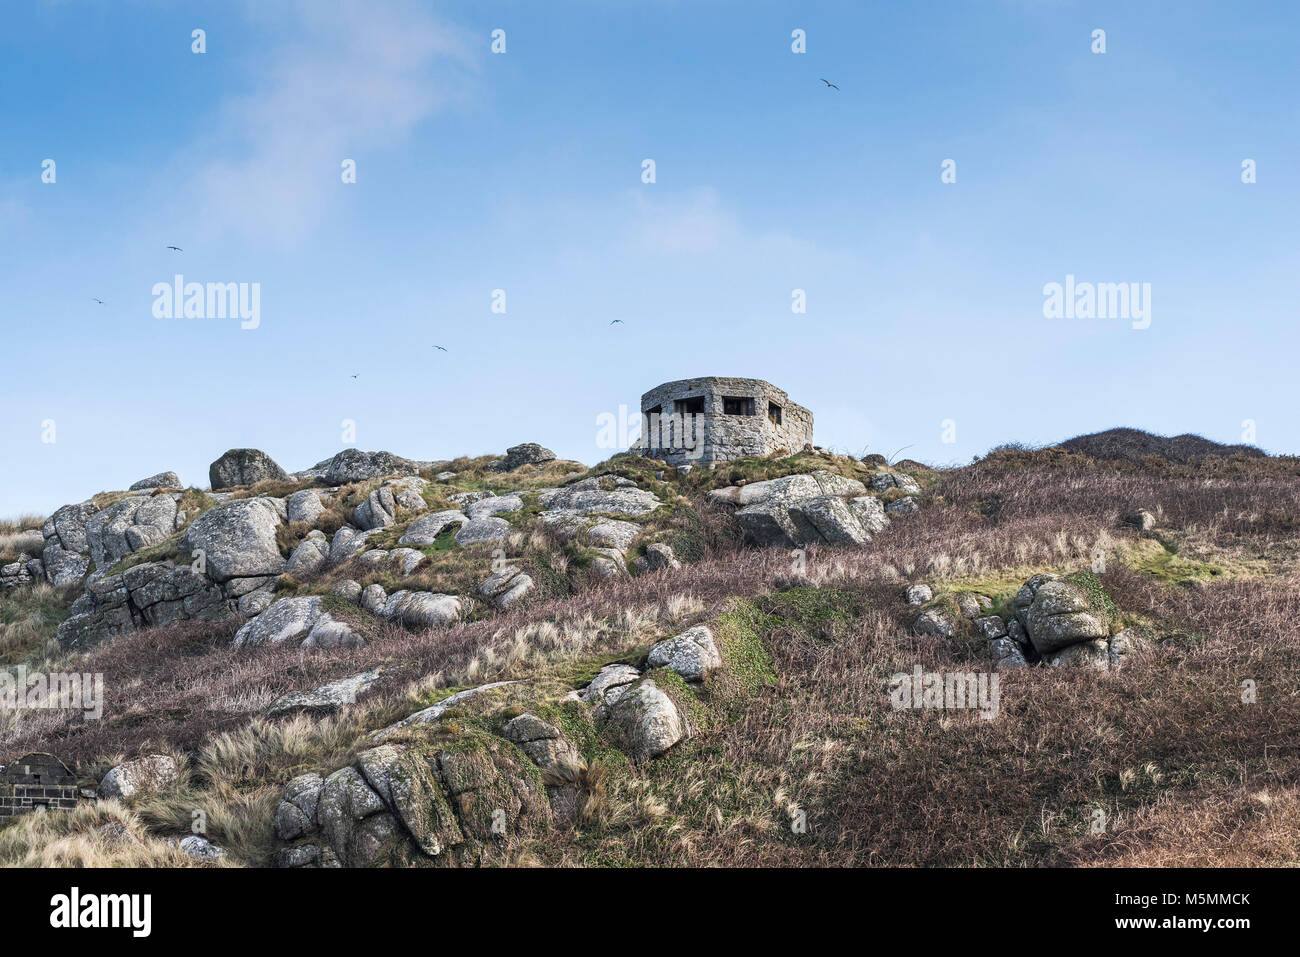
[2,440,1299,867]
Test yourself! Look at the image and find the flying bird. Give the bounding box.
[610,319,624,325]
[91,298,104,304]
[350,374,359,379]
[434,345,448,352]
[165,245,183,252]
[820,78,839,90]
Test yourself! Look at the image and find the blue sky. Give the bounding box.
[2,0,1297,515]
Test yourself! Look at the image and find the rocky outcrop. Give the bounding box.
[232,596,365,650]
[209,449,288,490]
[987,572,1136,671]
[538,478,660,517]
[324,449,420,485]
[398,510,467,546]
[84,494,182,568]
[353,479,428,531]
[710,471,888,549]
[275,726,551,868]
[41,501,99,587]
[1,558,43,590]
[56,558,231,650]
[495,443,556,471]
[129,471,181,490]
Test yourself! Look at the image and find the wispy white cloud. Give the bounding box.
[186,0,475,244]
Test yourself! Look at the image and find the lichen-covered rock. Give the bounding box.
[98,754,179,800]
[324,449,419,485]
[646,625,721,682]
[209,448,288,490]
[538,479,661,517]
[328,526,380,565]
[1024,577,1111,655]
[1044,637,1111,671]
[914,608,955,640]
[380,590,462,630]
[179,835,225,860]
[315,766,401,868]
[990,637,1027,670]
[466,494,524,521]
[607,679,687,762]
[578,664,641,707]
[632,542,681,575]
[267,668,381,718]
[398,510,467,546]
[85,494,179,568]
[788,494,873,546]
[184,498,285,583]
[285,724,551,867]
[275,773,324,841]
[454,517,512,545]
[286,489,325,526]
[904,584,933,605]
[497,443,556,471]
[232,596,323,648]
[502,713,585,783]
[129,471,181,490]
[868,471,921,495]
[478,566,534,610]
[730,472,876,548]
[885,496,920,516]
[353,481,428,531]
[847,496,889,535]
[286,534,329,575]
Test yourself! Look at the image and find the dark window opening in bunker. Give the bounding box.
[723,396,754,416]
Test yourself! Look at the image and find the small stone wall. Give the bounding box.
[0,752,78,819]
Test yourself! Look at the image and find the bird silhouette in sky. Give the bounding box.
[434,345,448,352]
[165,245,183,252]
[91,298,105,304]
[350,374,359,379]
[610,319,624,325]
[820,78,839,90]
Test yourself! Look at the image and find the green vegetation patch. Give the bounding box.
[1123,538,1227,588]
[1061,570,1118,629]
[754,585,868,643]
